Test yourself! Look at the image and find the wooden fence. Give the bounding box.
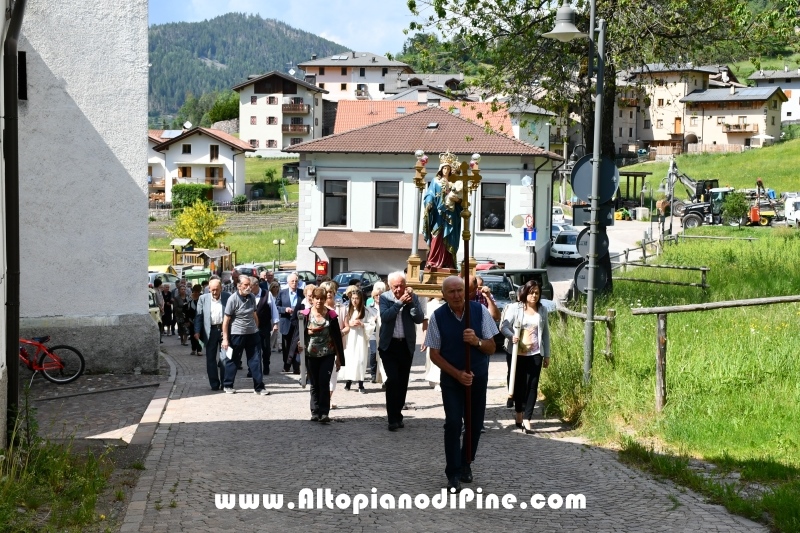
[631,294,800,411]
[555,303,616,361]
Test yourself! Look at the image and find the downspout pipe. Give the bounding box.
[5,0,29,443]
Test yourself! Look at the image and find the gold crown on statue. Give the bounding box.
[438,151,459,170]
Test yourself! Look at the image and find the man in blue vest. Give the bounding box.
[427,275,499,492]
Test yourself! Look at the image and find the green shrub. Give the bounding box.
[171,184,212,209]
[232,194,247,212]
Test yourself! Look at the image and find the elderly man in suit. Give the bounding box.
[250,276,279,375]
[379,271,424,431]
[275,273,305,373]
[194,277,231,391]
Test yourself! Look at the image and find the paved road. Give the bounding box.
[120,333,763,532]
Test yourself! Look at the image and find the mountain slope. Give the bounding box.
[149,13,348,116]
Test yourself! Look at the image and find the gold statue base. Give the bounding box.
[405,255,476,298]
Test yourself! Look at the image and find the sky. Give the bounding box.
[148,0,421,56]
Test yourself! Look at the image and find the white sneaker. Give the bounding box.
[434,384,441,392]
[224,387,235,394]
[257,389,270,396]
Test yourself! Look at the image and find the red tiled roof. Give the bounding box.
[148,129,165,143]
[152,127,254,152]
[312,230,428,251]
[334,101,515,135]
[291,106,561,158]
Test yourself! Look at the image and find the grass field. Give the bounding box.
[244,156,300,201]
[541,225,800,530]
[623,138,800,196]
[149,228,298,266]
[730,54,800,83]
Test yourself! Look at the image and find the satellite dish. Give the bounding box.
[183,121,192,129]
[289,68,296,76]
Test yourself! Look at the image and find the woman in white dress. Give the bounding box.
[341,287,377,393]
[421,296,444,390]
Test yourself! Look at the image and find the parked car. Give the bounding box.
[235,264,268,278]
[549,230,582,264]
[148,272,180,287]
[482,268,553,301]
[474,257,499,271]
[274,270,316,289]
[552,206,566,224]
[476,274,516,346]
[148,288,160,325]
[333,271,381,300]
[551,222,575,242]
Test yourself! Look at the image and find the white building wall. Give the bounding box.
[310,65,404,101]
[18,0,157,372]
[753,75,800,122]
[239,83,322,157]
[162,134,245,202]
[0,1,10,448]
[296,153,554,275]
[511,112,552,150]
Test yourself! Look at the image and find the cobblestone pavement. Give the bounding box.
[121,332,764,532]
[26,354,169,442]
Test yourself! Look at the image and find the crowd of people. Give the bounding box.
[151,267,552,492]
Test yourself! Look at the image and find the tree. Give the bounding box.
[407,0,800,156]
[722,191,750,227]
[207,90,240,124]
[166,200,227,247]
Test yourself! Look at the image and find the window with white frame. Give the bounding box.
[182,144,191,154]
[480,183,506,231]
[210,145,219,161]
[324,181,348,227]
[374,181,400,228]
[690,116,698,126]
[250,96,257,105]
[656,119,663,129]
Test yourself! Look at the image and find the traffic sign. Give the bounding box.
[576,227,609,259]
[573,260,609,295]
[570,154,620,204]
[524,214,534,229]
[523,228,537,241]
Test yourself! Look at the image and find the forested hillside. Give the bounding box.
[149,13,348,119]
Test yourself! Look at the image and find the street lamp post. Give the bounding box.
[544,0,606,383]
[272,238,286,268]
[521,175,535,268]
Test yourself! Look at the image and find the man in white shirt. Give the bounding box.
[194,278,231,391]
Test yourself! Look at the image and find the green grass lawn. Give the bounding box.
[623,138,800,196]
[149,228,298,266]
[541,226,800,530]
[730,54,800,83]
[244,156,298,183]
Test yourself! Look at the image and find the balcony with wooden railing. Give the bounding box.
[149,178,166,189]
[722,123,758,133]
[282,103,310,114]
[281,124,311,134]
[617,97,640,108]
[355,88,371,99]
[205,177,226,189]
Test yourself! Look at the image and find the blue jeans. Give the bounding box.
[223,332,264,391]
[440,371,488,481]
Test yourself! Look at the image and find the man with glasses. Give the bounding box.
[221,277,269,395]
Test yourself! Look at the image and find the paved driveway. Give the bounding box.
[120,334,763,532]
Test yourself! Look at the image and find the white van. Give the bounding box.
[786,197,800,227]
[552,206,566,224]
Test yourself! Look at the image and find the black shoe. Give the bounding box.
[319,415,331,424]
[359,388,366,394]
[447,477,462,492]
[283,366,291,372]
[388,422,399,431]
[247,372,252,378]
[515,422,523,429]
[371,378,378,384]
[344,381,351,391]
[397,421,405,429]
[506,398,514,408]
[460,465,473,483]
[264,368,270,375]
[310,414,320,422]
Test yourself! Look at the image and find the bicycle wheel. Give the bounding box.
[38,345,85,384]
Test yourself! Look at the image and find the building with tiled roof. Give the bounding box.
[149,127,255,204]
[749,67,800,123]
[232,71,327,157]
[298,51,414,102]
[679,87,786,148]
[333,100,516,137]
[284,106,562,275]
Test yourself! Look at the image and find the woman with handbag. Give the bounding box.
[298,286,345,424]
[500,279,550,433]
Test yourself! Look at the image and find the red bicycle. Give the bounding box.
[19,336,85,384]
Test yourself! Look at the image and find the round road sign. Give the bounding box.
[576,226,610,259]
[573,260,609,295]
[570,154,620,204]
[524,214,534,229]
[511,214,525,228]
